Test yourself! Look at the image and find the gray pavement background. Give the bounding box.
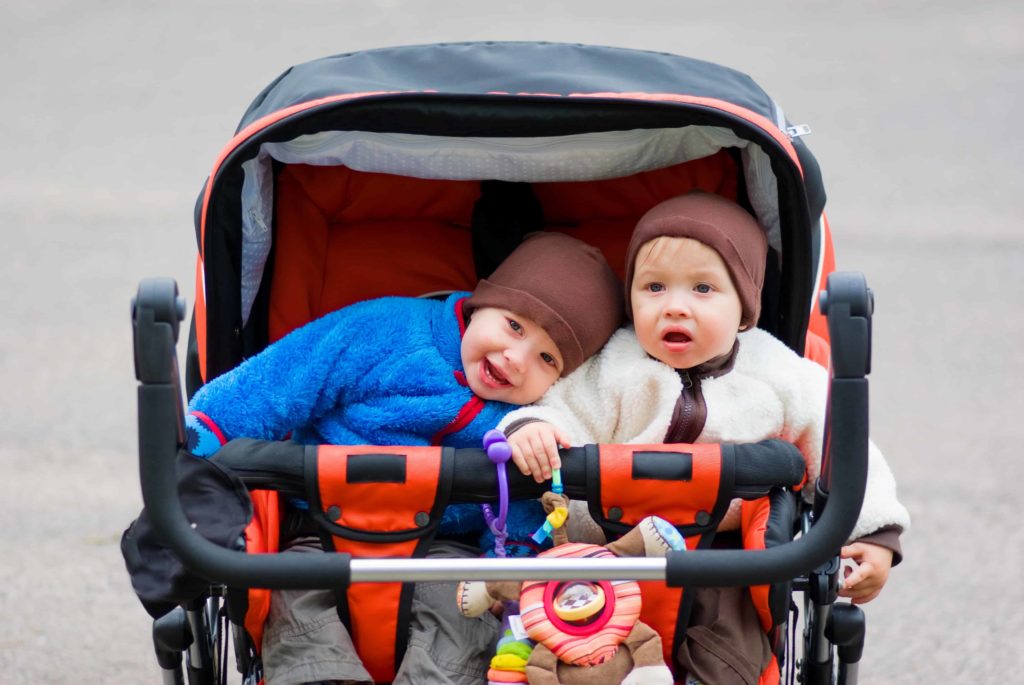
[1,1,1021,682]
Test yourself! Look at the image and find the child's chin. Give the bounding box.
[475,384,540,406]
[478,386,516,403]
[468,380,507,402]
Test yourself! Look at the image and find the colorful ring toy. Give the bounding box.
[519,543,642,667]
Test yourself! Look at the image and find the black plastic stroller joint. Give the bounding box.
[134,270,872,590]
[151,606,190,674]
[827,602,867,683]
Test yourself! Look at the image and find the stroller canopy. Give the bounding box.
[196,42,828,381]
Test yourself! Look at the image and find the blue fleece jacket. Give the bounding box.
[187,292,544,553]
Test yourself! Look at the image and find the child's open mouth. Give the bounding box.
[662,329,693,351]
[480,358,512,388]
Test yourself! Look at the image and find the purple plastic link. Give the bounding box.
[494,465,509,530]
[481,503,509,558]
[480,429,511,556]
[486,440,512,464]
[482,429,506,451]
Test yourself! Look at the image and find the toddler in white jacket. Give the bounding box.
[501,191,909,606]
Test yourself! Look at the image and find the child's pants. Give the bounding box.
[676,585,772,685]
[261,538,500,685]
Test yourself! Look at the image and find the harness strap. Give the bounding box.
[313,444,448,682]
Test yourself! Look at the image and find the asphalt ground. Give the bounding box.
[2,2,1021,682]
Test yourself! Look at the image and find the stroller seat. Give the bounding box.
[266,151,739,343]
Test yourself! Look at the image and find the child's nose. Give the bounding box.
[664,291,693,317]
[504,346,527,373]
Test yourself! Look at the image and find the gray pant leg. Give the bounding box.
[260,537,373,685]
[392,542,502,685]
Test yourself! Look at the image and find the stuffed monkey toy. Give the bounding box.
[458,493,683,685]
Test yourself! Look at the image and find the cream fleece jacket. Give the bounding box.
[499,327,910,541]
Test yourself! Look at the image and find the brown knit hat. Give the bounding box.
[464,232,623,376]
[624,192,767,329]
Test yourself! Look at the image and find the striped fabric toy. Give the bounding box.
[519,543,642,667]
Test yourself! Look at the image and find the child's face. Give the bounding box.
[630,237,743,369]
[461,306,564,405]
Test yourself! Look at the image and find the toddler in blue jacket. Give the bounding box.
[184,231,623,685]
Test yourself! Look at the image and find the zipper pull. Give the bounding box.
[679,371,693,389]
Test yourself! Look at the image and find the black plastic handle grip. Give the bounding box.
[210,438,805,501]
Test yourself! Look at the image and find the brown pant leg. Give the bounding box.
[676,586,772,685]
[260,537,373,685]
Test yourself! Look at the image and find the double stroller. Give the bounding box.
[126,42,876,685]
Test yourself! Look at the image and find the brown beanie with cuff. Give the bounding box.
[464,232,623,376]
[624,191,768,329]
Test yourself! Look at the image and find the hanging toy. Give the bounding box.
[530,498,568,545]
[476,430,538,684]
[485,601,535,685]
[480,429,512,557]
[460,513,683,685]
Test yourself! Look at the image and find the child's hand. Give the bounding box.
[838,541,894,604]
[507,422,570,484]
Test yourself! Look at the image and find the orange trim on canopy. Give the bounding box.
[194,254,207,381]
[805,213,836,363]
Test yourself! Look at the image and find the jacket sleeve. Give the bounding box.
[854,440,911,541]
[784,350,911,542]
[186,302,382,448]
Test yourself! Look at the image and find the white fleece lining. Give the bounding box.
[238,127,784,324]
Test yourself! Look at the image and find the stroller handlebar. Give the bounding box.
[133,272,871,588]
[210,437,807,503]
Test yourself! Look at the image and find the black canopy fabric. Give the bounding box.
[242,43,784,131]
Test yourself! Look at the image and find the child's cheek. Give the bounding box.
[634,321,661,359]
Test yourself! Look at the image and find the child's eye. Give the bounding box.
[507,318,523,333]
[647,283,665,293]
[541,352,558,368]
[694,283,713,294]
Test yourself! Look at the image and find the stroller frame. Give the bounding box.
[131,42,877,685]
[134,270,872,685]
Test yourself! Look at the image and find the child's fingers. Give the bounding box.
[840,542,892,604]
[527,433,554,482]
[510,442,533,477]
[839,576,883,604]
[841,561,864,589]
[540,430,562,471]
[840,543,863,561]
[515,435,545,483]
[839,560,883,604]
[508,423,567,482]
